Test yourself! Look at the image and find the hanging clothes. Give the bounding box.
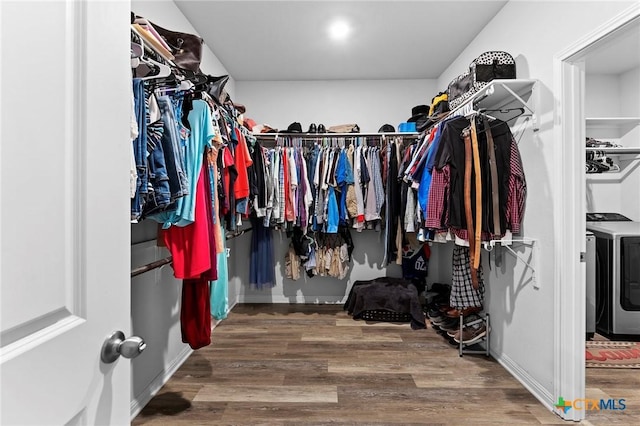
[210,240,229,320]
[131,78,148,222]
[207,143,228,320]
[181,278,211,350]
[249,216,275,289]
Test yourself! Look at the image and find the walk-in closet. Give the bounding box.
[2,1,640,425]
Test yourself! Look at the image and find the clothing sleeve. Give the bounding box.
[239,130,254,168]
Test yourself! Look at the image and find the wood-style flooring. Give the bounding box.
[133,304,640,425]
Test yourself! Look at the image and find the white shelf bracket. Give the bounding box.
[498,82,539,132]
[487,238,539,289]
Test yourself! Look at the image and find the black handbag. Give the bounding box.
[448,51,516,109]
[150,20,204,73]
[206,75,230,104]
[471,51,516,83]
[448,72,481,109]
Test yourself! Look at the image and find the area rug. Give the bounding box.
[585,341,640,368]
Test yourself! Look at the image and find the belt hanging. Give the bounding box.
[484,117,502,237]
[462,129,479,289]
[470,117,482,272]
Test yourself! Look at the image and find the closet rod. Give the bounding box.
[255,132,419,139]
[131,256,172,278]
[226,227,253,240]
[131,227,253,277]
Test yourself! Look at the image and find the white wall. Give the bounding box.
[585,74,623,215]
[585,68,640,220]
[619,66,640,220]
[129,0,238,417]
[236,79,436,133]
[585,74,620,117]
[436,0,635,412]
[620,65,640,115]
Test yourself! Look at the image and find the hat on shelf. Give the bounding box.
[378,124,396,133]
[252,124,278,134]
[286,122,303,133]
[417,112,449,132]
[233,103,246,114]
[243,117,257,131]
[429,92,449,116]
[407,105,430,123]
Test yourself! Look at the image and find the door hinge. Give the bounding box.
[580,251,586,262]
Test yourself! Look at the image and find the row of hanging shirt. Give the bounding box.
[248,137,388,234]
[245,135,399,280]
[397,113,527,245]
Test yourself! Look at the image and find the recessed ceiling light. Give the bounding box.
[328,20,350,41]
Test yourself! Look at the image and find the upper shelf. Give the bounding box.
[586,117,640,128]
[448,79,539,131]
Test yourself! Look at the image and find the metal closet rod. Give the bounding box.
[255,132,419,138]
[130,227,254,277]
[131,256,172,278]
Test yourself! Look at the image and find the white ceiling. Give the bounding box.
[175,0,508,81]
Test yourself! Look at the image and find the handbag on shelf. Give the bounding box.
[471,51,516,83]
[150,20,204,72]
[447,72,482,109]
[447,51,516,110]
[206,75,230,104]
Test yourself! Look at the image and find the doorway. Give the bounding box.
[555,3,640,422]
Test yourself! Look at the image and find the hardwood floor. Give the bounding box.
[133,304,640,425]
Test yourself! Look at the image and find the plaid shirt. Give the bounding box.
[505,137,526,234]
[450,245,485,309]
[425,164,449,229]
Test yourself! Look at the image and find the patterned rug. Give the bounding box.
[585,341,640,368]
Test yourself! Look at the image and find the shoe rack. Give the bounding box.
[457,313,490,357]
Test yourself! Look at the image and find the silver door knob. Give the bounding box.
[101,330,146,363]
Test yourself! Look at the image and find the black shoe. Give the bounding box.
[308,123,317,133]
[318,124,326,133]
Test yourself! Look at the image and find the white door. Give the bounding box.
[1,1,133,424]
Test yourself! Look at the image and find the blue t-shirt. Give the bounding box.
[174,100,214,227]
[326,186,339,233]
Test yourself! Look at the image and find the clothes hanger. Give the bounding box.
[138,57,172,80]
[483,107,526,124]
[131,41,143,59]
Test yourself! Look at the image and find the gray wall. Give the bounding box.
[231,228,455,305]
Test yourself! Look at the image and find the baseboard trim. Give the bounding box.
[130,344,193,420]
[493,351,556,414]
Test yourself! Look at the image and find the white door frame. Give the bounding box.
[553,3,640,422]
